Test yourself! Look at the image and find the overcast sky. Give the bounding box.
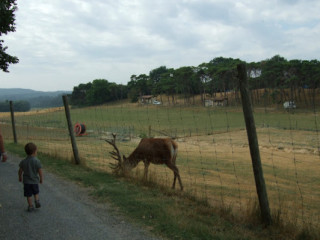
[1,0,319,91]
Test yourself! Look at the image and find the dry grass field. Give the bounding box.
[1,100,319,232]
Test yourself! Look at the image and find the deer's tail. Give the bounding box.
[170,140,178,164]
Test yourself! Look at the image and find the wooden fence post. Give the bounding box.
[9,101,17,144]
[237,63,272,225]
[62,95,80,165]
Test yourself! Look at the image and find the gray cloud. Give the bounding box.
[1,0,319,91]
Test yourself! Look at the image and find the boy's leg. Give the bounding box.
[27,196,33,207]
[27,197,34,212]
[24,184,34,211]
[32,183,41,208]
[34,194,39,201]
[34,194,41,208]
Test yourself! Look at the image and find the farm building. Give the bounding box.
[214,97,228,106]
[140,95,161,105]
[205,97,228,107]
[204,99,214,107]
[140,95,153,104]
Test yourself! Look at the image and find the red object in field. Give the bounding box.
[74,123,87,136]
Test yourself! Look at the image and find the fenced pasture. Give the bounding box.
[1,99,319,230]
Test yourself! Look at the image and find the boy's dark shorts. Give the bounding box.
[24,184,39,197]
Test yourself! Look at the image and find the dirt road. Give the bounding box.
[0,153,163,240]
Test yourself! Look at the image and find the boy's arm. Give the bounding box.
[18,168,23,182]
[38,168,43,184]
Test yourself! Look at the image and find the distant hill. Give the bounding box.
[0,88,71,108]
[0,88,70,101]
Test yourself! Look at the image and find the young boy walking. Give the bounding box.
[18,142,43,211]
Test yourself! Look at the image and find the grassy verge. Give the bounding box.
[5,142,316,240]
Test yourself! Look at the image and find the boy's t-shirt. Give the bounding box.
[19,156,42,184]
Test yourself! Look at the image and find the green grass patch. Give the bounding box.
[6,142,318,240]
[3,105,319,140]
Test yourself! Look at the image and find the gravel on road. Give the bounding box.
[0,153,163,240]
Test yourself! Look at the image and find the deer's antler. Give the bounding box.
[105,133,123,174]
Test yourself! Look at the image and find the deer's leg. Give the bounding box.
[173,173,177,189]
[177,174,183,191]
[175,171,183,191]
[143,160,150,181]
[166,163,183,191]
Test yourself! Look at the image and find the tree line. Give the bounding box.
[0,100,30,112]
[2,3,319,108]
[70,55,320,107]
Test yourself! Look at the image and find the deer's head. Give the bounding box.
[106,134,137,175]
[105,134,124,175]
[122,155,138,171]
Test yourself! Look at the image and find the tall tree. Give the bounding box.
[260,55,288,103]
[0,0,19,72]
[70,82,92,106]
[86,79,112,105]
[127,75,140,102]
[205,57,241,102]
[127,74,151,102]
[158,70,176,104]
[149,66,169,95]
[174,66,196,104]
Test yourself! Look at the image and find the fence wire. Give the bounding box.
[1,92,319,230]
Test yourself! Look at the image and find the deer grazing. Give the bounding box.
[106,134,183,190]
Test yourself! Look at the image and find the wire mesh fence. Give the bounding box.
[1,91,319,229]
